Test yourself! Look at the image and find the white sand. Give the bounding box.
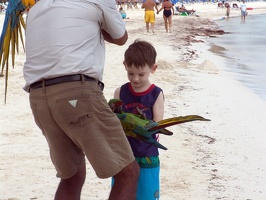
[1,2,266,199]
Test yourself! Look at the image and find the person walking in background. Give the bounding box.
[23,0,139,199]
[112,40,164,200]
[142,0,159,33]
[134,0,139,9]
[240,0,247,22]
[119,6,127,19]
[225,3,230,18]
[157,0,174,33]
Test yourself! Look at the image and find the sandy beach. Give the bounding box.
[1,1,266,199]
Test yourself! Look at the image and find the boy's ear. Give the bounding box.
[151,64,157,74]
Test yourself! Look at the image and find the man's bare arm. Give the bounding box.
[101,29,128,46]
[154,4,159,12]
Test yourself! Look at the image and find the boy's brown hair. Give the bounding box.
[124,39,157,68]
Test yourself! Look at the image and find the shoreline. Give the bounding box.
[157,3,266,199]
[1,2,266,199]
[191,13,266,102]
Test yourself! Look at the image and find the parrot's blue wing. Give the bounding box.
[126,124,168,150]
[0,0,36,103]
[116,112,169,150]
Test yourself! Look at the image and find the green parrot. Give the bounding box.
[108,99,211,150]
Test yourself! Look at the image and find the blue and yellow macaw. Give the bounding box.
[0,0,36,102]
[108,99,211,150]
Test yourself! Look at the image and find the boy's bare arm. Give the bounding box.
[114,87,121,99]
[153,91,164,122]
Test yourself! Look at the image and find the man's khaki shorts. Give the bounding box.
[29,79,135,179]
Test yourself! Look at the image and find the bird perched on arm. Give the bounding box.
[0,0,36,103]
[108,98,211,150]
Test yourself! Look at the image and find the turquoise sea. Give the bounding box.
[206,14,266,101]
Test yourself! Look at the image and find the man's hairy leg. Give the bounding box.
[54,162,86,200]
[151,22,155,33]
[109,160,140,200]
[146,22,149,32]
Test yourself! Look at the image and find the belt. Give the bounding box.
[30,74,104,91]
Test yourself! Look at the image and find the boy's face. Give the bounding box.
[124,62,157,89]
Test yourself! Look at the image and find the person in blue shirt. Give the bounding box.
[119,6,127,19]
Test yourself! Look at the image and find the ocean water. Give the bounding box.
[206,14,266,101]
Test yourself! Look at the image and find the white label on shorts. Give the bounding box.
[69,100,77,107]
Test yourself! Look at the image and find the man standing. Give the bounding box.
[240,0,247,22]
[141,0,159,33]
[23,0,139,199]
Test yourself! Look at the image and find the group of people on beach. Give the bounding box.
[219,0,248,21]
[119,0,248,34]
[130,0,176,33]
[119,0,197,33]
[117,0,141,10]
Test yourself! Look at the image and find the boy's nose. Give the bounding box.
[133,76,139,81]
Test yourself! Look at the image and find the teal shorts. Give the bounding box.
[112,156,160,200]
[121,13,127,19]
[137,165,160,200]
[136,156,160,200]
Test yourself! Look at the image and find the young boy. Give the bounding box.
[113,40,164,199]
[225,4,230,18]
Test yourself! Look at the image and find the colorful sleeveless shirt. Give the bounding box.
[120,82,163,157]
